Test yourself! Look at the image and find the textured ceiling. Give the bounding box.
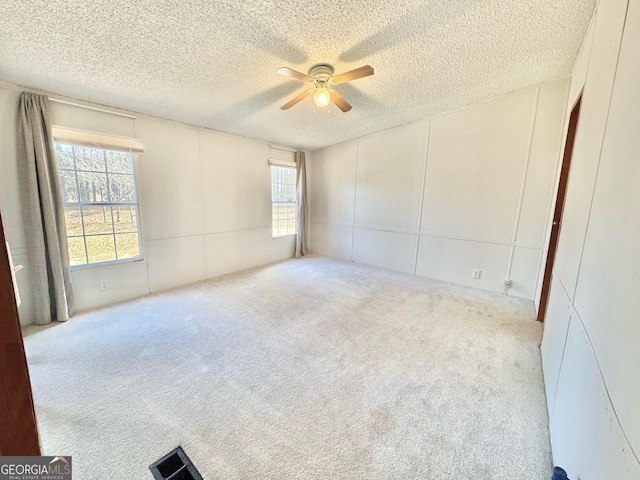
[0,0,596,150]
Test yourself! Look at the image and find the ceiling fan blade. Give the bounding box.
[330,91,352,112]
[276,67,314,83]
[332,65,374,84]
[280,90,313,110]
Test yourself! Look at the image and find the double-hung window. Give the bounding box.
[270,163,297,237]
[54,142,142,267]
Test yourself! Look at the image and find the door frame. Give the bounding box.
[537,95,582,322]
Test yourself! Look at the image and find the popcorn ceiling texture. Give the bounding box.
[0,0,596,150]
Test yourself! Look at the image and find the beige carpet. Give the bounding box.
[23,256,551,479]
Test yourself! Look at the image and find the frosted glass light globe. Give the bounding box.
[313,88,331,108]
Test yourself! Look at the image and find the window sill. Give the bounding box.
[272,234,297,240]
[70,257,145,271]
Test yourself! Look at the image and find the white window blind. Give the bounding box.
[268,158,296,168]
[52,126,144,153]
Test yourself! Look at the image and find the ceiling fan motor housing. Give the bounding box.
[309,63,335,86]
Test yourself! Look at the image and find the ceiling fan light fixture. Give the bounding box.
[313,87,331,108]
[277,63,372,112]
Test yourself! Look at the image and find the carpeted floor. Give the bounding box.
[23,256,551,479]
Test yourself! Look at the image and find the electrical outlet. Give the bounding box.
[472,269,481,279]
[99,279,110,291]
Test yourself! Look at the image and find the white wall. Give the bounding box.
[0,84,305,324]
[310,78,569,300]
[540,0,640,477]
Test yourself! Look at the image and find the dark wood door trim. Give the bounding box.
[0,212,40,455]
[537,96,582,322]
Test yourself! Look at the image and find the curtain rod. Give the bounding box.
[48,98,136,119]
[269,144,298,153]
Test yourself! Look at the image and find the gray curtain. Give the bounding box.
[295,150,309,258]
[20,92,73,324]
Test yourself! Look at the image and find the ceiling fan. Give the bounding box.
[277,63,374,112]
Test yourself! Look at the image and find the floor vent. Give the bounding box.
[150,446,203,480]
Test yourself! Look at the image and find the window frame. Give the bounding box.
[269,162,297,239]
[54,141,145,270]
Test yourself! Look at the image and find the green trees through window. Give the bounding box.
[55,143,142,266]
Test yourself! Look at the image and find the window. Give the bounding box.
[54,143,142,266]
[271,165,297,237]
